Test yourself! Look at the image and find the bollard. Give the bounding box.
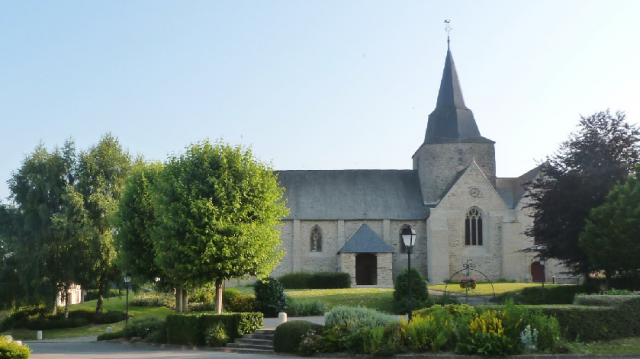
[278,312,287,325]
[37,331,42,341]
[323,312,329,324]
[106,327,112,333]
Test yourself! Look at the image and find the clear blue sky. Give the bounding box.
[2,1,639,201]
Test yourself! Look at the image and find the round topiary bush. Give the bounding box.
[393,267,429,314]
[254,276,287,317]
[274,320,324,353]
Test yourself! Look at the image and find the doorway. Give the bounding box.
[356,253,377,285]
[531,261,543,283]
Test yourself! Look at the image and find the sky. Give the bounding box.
[1,1,640,202]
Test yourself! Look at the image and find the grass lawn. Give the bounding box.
[0,295,174,341]
[285,288,394,313]
[429,283,560,295]
[567,337,640,354]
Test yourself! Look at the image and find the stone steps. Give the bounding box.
[224,329,275,354]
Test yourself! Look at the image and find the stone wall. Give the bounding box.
[413,142,496,204]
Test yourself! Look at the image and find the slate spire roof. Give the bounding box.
[424,45,493,144]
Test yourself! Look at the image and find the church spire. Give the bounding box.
[423,32,491,144]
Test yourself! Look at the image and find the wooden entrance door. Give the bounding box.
[531,261,543,283]
[356,253,377,285]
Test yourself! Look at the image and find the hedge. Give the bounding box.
[537,295,640,341]
[85,289,122,301]
[491,285,592,305]
[274,320,324,353]
[165,312,263,346]
[278,272,351,289]
[0,307,125,331]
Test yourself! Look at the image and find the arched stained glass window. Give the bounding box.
[465,208,483,246]
[310,225,323,252]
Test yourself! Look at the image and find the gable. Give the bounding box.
[437,161,507,212]
[337,224,394,254]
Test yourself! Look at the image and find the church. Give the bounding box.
[272,43,567,286]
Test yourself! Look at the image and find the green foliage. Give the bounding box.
[113,161,163,284]
[278,272,351,289]
[526,110,640,274]
[273,320,324,353]
[132,294,172,307]
[152,140,289,290]
[0,336,31,359]
[491,285,592,305]
[393,268,429,314]
[0,306,125,331]
[298,328,325,356]
[221,288,241,305]
[165,312,263,346]
[581,170,640,278]
[286,301,326,316]
[402,314,453,352]
[205,322,229,347]
[123,317,165,339]
[254,276,287,317]
[226,295,256,312]
[324,305,397,331]
[541,295,640,341]
[97,330,124,341]
[414,303,476,319]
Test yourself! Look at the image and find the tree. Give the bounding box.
[152,140,289,313]
[526,110,640,274]
[6,141,79,313]
[580,168,640,287]
[113,160,164,284]
[75,134,132,313]
[0,205,22,310]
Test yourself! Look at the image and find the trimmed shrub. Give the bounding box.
[132,294,172,307]
[325,306,397,331]
[273,320,324,353]
[393,268,429,314]
[538,295,640,341]
[190,286,215,304]
[205,322,229,347]
[97,331,124,341]
[123,317,165,339]
[286,301,327,317]
[0,307,125,331]
[165,312,263,346]
[85,289,121,301]
[278,272,351,289]
[254,277,287,317]
[0,336,31,359]
[222,288,242,307]
[491,285,592,305]
[226,294,256,312]
[414,304,476,319]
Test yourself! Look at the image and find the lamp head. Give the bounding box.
[401,226,417,248]
[124,275,131,283]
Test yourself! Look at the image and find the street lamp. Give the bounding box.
[124,275,131,325]
[401,226,417,321]
[539,257,546,304]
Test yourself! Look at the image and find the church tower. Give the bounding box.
[413,44,496,204]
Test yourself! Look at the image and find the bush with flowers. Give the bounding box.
[459,277,477,289]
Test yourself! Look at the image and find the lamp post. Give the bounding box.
[539,257,546,304]
[401,226,417,321]
[124,275,131,325]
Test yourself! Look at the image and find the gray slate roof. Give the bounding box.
[424,48,493,144]
[496,165,542,208]
[337,224,395,254]
[276,170,431,220]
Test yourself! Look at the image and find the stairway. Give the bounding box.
[222,329,275,354]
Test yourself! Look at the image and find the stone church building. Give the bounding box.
[272,45,567,286]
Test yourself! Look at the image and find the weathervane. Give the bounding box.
[444,19,452,49]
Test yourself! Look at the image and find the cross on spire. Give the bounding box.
[444,20,452,49]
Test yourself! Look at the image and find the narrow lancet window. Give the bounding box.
[465,208,483,246]
[310,225,323,252]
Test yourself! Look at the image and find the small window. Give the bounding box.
[310,225,323,252]
[465,208,483,246]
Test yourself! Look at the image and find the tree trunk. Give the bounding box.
[182,288,188,313]
[215,279,223,314]
[64,284,70,319]
[96,277,106,314]
[50,292,58,315]
[605,269,612,290]
[175,285,183,313]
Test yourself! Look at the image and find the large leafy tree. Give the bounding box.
[113,160,164,284]
[75,134,132,313]
[152,140,288,313]
[6,141,79,312]
[0,205,22,310]
[526,110,640,274]
[580,168,640,287]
